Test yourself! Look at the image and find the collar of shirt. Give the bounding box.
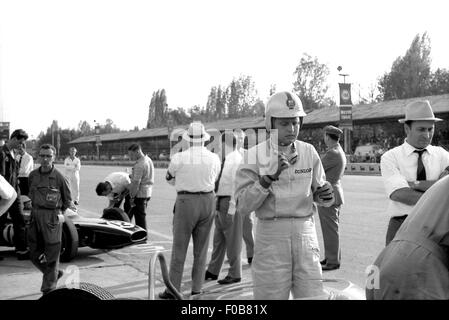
[402,140,433,157]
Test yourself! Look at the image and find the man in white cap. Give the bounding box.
[381,100,449,246]
[318,125,347,271]
[234,91,335,300]
[159,121,221,299]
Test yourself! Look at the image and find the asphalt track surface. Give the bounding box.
[0,164,389,300]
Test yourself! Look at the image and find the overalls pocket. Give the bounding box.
[35,187,61,209]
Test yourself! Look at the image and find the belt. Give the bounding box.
[258,215,311,221]
[177,191,213,195]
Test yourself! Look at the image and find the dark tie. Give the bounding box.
[214,157,226,193]
[18,155,23,169]
[414,149,427,181]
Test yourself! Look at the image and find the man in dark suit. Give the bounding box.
[318,125,347,271]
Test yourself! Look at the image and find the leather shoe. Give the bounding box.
[322,263,340,271]
[217,276,241,285]
[191,290,204,296]
[158,290,175,300]
[320,259,327,266]
[205,270,218,280]
[247,257,253,264]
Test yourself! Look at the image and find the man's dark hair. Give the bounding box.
[10,129,29,141]
[96,182,109,196]
[404,120,414,128]
[326,133,340,142]
[40,144,56,154]
[128,143,141,152]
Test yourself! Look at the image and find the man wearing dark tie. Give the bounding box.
[318,125,346,271]
[380,100,449,246]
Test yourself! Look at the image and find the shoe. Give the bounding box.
[57,270,64,280]
[217,276,241,285]
[191,290,204,296]
[17,250,30,260]
[74,201,79,206]
[247,257,253,264]
[320,259,327,266]
[158,290,175,300]
[322,263,340,271]
[205,270,218,281]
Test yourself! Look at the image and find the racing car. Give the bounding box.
[0,196,147,262]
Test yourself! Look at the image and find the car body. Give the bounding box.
[0,199,147,262]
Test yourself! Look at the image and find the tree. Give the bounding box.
[147,89,169,128]
[378,33,432,100]
[292,53,331,111]
[429,68,449,95]
[205,87,217,121]
[168,107,190,125]
[227,80,240,118]
[78,120,93,136]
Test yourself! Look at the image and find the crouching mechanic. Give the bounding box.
[96,171,132,213]
[234,91,335,300]
[27,144,72,295]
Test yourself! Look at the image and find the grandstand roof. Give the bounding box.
[69,94,449,144]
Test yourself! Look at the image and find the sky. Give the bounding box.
[1,0,448,139]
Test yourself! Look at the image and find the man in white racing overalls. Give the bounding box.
[234,91,335,299]
[28,144,72,295]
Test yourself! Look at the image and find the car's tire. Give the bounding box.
[60,218,78,262]
[39,282,115,301]
[102,208,130,222]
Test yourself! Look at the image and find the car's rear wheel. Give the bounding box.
[60,218,79,262]
[102,208,130,222]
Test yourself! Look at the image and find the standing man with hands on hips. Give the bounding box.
[234,91,335,300]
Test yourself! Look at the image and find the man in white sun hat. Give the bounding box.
[159,121,221,299]
[234,91,335,300]
[381,99,449,246]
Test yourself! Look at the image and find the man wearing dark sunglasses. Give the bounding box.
[27,144,72,295]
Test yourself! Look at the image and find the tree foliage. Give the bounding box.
[147,89,168,128]
[378,33,432,100]
[293,53,332,111]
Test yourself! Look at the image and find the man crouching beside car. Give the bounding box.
[27,144,73,295]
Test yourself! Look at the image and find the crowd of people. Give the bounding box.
[1,92,449,300]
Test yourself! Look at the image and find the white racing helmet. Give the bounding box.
[265,91,307,131]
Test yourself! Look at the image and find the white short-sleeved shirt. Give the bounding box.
[16,152,34,178]
[105,172,131,201]
[380,140,449,218]
[167,146,221,193]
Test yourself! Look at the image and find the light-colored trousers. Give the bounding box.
[207,196,243,278]
[252,216,323,300]
[168,193,215,293]
[66,172,79,202]
[318,204,341,265]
